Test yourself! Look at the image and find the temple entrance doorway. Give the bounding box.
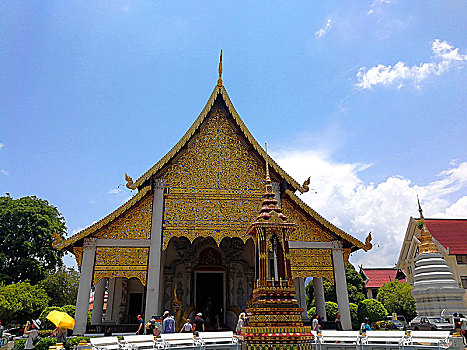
[195,271,225,330]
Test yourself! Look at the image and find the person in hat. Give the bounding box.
[180,319,193,333]
[24,319,41,349]
[192,313,205,335]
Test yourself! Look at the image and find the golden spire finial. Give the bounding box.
[265,142,271,184]
[416,197,437,254]
[417,195,424,220]
[217,50,223,87]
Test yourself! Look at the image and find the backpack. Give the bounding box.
[32,335,41,346]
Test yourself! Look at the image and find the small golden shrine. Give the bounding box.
[241,158,314,349]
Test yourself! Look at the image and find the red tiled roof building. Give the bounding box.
[397,218,467,310]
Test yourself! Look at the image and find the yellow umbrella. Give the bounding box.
[46,310,76,330]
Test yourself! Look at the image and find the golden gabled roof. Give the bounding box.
[53,186,151,250]
[134,85,301,191]
[284,189,372,252]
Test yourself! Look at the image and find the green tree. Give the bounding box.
[349,302,359,330]
[39,267,79,307]
[377,280,417,321]
[0,282,50,324]
[357,299,387,324]
[0,196,67,285]
[306,263,366,309]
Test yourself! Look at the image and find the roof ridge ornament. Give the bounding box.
[217,50,223,87]
[264,142,271,184]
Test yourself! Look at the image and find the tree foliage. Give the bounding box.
[39,267,79,307]
[0,282,50,324]
[0,196,66,284]
[357,299,387,323]
[306,262,366,309]
[377,280,417,321]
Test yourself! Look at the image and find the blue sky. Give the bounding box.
[1,1,466,268]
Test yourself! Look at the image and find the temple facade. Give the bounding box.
[53,58,372,334]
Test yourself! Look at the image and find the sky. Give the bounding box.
[1,1,466,270]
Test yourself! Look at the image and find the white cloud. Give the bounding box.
[356,39,467,89]
[0,143,3,149]
[273,149,467,267]
[0,169,9,175]
[367,0,391,15]
[315,19,332,39]
[108,188,123,195]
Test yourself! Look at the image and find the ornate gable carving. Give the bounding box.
[282,197,335,242]
[94,193,152,240]
[162,107,265,249]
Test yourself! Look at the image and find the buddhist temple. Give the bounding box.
[410,200,467,317]
[52,53,372,335]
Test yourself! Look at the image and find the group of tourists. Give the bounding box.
[311,313,346,332]
[135,312,206,336]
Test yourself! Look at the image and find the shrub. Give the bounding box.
[307,306,316,318]
[357,299,387,324]
[324,302,338,320]
[15,337,91,350]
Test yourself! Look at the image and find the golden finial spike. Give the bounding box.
[417,195,424,219]
[265,142,271,183]
[217,50,223,87]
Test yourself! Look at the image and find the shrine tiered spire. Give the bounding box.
[417,196,438,254]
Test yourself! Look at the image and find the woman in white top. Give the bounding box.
[24,320,41,350]
[236,313,245,334]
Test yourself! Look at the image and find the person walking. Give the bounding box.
[53,327,68,350]
[360,318,371,332]
[24,319,41,350]
[162,313,175,334]
[312,314,321,331]
[180,319,193,333]
[136,315,144,335]
[335,313,343,331]
[193,313,205,335]
[236,313,246,335]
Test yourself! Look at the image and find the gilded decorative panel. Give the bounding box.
[93,247,149,286]
[94,194,152,240]
[282,198,334,242]
[289,248,334,284]
[162,108,265,249]
[73,247,83,269]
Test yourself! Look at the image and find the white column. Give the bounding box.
[294,278,309,321]
[332,241,352,330]
[91,277,106,325]
[313,277,327,321]
[74,238,97,335]
[112,278,123,322]
[105,278,115,322]
[144,178,165,319]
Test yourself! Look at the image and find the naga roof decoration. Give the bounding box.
[53,185,152,250]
